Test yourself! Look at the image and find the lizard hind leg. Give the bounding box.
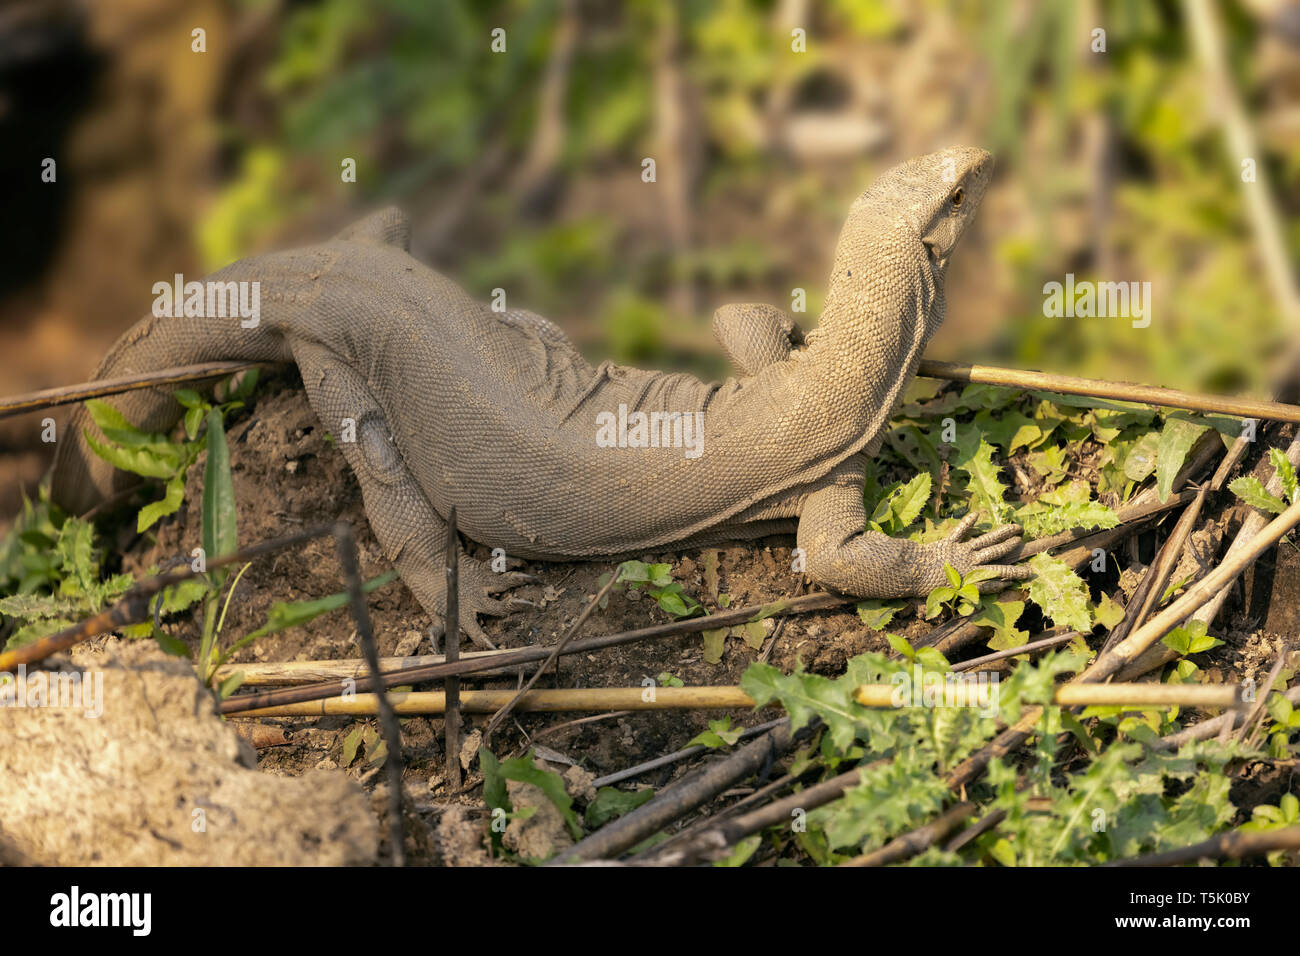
[291,338,529,649]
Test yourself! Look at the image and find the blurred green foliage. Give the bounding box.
[200,0,1295,392]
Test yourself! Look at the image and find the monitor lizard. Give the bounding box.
[52,146,1030,647]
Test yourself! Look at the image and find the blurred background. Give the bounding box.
[1,0,1298,512]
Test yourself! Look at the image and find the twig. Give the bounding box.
[1239,641,1291,748]
[638,763,870,866]
[1103,825,1300,867]
[592,718,788,788]
[856,682,1243,710]
[551,722,797,864]
[0,360,266,420]
[1090,499,1300,682]
[1155,684,1300,751]
[334,522,404,867]
[212,648,530,685]
[840,801,976,866]
[916,359,1300,423]
[949,631,1080,672]
[1100,483,1208,655]
[480,568,621,747]
[444,506,462,790]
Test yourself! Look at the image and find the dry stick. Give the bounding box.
[915,359,1300,423]
[444,507,462,790]
[592,718,789,788]
[220,590,850,714]
[0,360,264,420]
[552,722,797,864]
[950,631,1081,672]
[480,568,621,747]
[7,355,1295,426]
[1155,684,1300,751]
[1239,642,1291,749]
[211,648,530,685]
[1103,825,1300,867]
[856,682,1243,710]
[1100,483,1210,655]
[334,522,404,867]
[638,764,874,866]
[840,801,977,867]
[0,523,335,672]
[1118,430,1300,682]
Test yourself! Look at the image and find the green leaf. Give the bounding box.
[952,429,1009,524]
[83,430,177,479]
[889,472,931,531]
[688,717,744,749]
[971,599,1029,651]
[1161,621,1222,656]
[241,570,398,644]
[137,473,186,533]
[482,750,582,845]
[701,627,727,664]
[584,787,654,828]
[201,407,238,564]
[1156,416,1208,502]
[1228,476,1286,515]
[1123,431,1159,482]
[1026,553,1092,631]
[741,662,866,751]
[1270,448,1298,504]
[855,599,899,631]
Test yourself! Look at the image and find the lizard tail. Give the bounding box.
[51,207,408,517]
[50,289,293,517]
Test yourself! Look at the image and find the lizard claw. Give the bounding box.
[430,563,536,650]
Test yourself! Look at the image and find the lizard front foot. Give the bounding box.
[916,512,1033,593]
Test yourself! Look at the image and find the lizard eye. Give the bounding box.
[950,187,965,208]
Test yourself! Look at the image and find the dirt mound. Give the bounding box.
[0,641,378,865]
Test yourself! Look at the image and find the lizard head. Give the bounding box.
[848,145,994,271]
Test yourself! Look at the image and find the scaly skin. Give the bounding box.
[52,148,1030,647]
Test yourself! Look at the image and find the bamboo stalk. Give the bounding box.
[916,359,1300,423]
[230,681,1243,718]
[231,686,763,717]
[0,361,264,420]
[856,682,1242,710]
[8,355,1291,426]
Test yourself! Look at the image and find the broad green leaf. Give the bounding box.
[201,407,238,564]
[1026,553,1092,631]
[584,787,654,828]
[1156,416,1208,502]
[137,474,186,533]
